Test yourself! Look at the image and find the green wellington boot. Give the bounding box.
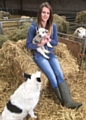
[59,82,82,109]
[53,87,63,105]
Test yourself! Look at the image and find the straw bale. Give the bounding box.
[0,40,79,96]
[53,14,69,33]
[2,21,21,28]
[0,22,31,48]
[4,29,16,36]
[75,10,86,24]
[0,11,11,19]
[10,22,31,41]
[0,35,9,48]
[0,11,3,18]
[0,40,85,120]
[54,43,79,79]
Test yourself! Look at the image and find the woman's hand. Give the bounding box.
[37,33,51,47]
[45,33,51,42]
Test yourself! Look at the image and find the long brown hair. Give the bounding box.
[37,2,53,34]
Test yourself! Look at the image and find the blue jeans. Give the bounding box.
[33,53,64,88]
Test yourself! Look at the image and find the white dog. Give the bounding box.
[33,28,53,59]
[1,71,42,120]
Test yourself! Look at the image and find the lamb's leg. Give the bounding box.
[41,46,50,53]
[37,47,49,59]
[47,42,53,48]
[28,109,37,119]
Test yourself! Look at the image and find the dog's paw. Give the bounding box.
[29,110,37,119]
[31,115,37,119]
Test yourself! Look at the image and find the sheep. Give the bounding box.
[20,16,33,22]
[74,27,86,58]
[1,71,42,120]
[3,17,8,20]
[74,27,86,41]
[33,28,53,59]
[21,16,30,19]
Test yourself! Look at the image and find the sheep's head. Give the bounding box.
[74,27,86,38]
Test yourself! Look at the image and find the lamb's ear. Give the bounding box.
[77,30,80,33]
[36,30,39,34]
[22,73,31,79]
[45,29,48,33]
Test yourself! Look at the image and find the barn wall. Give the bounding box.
[0,0,86,16]
[5,0,20,9]
[22,0,47,11]
[0,0,4,10]
[51,0,86,15]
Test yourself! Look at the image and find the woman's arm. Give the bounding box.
[50,23,58,46]
[26,24,38,50]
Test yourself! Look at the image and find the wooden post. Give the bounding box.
[79,35,86,68]
[0,22,4,34]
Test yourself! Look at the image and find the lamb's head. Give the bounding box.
[23,71,42,89]
[37,28,48,38]
[74,27,86,38]
[33,28,48,44]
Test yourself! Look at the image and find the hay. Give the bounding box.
[53,14,69,33]
[10,22,31,41]
[0,11,11,19]
[0,40,85,120]
[75,10,86,25]
[2,21,21,28]
[0,35,9,48]
[0,22,31,48]
[54,43,79,79]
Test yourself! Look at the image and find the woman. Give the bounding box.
[26,2,82,109]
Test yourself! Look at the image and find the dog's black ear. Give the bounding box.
[22,73,31,79]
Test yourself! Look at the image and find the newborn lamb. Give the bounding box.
[33,28,52,59]
[1,71,42,120]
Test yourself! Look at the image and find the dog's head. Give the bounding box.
[22,71,41,89]
[37,28,48,38]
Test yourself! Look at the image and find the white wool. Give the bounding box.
[33,28,53,59]
[74,27,86,38]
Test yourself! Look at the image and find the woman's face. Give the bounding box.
[41,7,50,23]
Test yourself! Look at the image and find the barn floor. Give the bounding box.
[0,15,86,120]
